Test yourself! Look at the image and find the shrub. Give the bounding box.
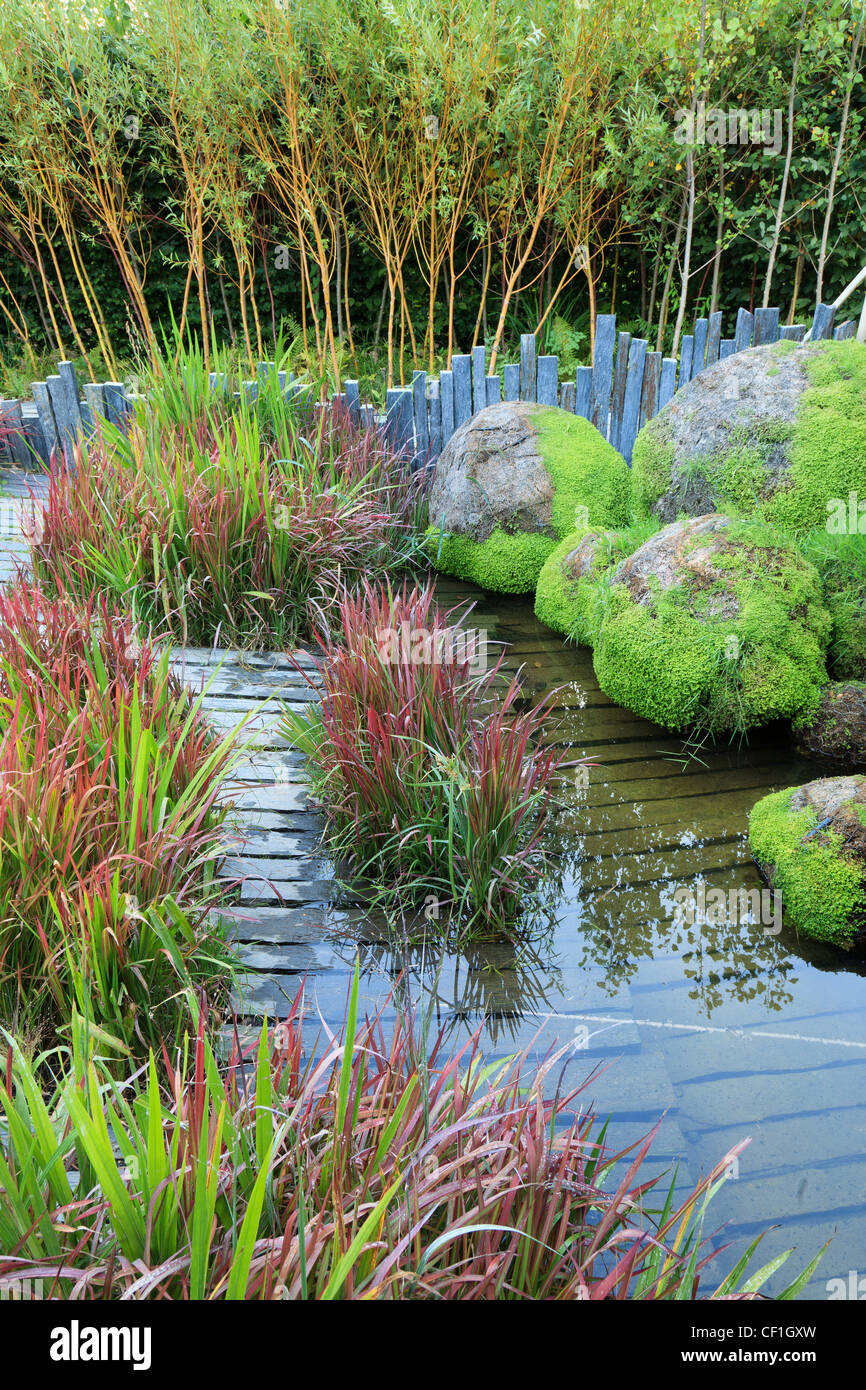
[0,579,239,1056]
[281,579,568,934]
[0,974,825,1300]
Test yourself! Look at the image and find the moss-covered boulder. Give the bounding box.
[590,513,831,735]
[426,402,631,594]
[802,531,866,680]
[534,529,612,637]
[534,522,657,640]
[749,775,866,948]
[795,681,866,772]
[631,339,866,534]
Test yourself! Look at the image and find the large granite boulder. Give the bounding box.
[795,681,866,771]
[589,513,830,735]
[749,774,866,948]
[631,339,866,533]
[426,402,631,594]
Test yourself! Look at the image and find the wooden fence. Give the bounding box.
[0,299,858,474]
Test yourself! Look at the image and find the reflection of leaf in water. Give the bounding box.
[350,923,562,1049]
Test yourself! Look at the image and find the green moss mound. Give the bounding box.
[801,529,866,680]
[631,340,866,535]
[748,785,865,948]
[534,520,659,640]
[427,528,554,595]
[428,408,631,594]
[591,519,831,736]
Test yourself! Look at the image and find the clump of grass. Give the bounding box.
[0,970,826,1300]
[281,579,569,936]
[31,341,425,649]
[0,578,240,1057]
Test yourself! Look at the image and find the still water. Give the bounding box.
[265,577,866,1298]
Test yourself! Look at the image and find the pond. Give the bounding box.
[228,575,866,1299]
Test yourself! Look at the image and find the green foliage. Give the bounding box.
[591,520,830,736]
[748,784,865,948]
[427,527,556,595]
[801,528,866,679]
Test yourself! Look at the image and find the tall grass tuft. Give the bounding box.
[31,341,425,649]
[282,579,570,935]
[0,971,824,1301]
[0,578,239,1057]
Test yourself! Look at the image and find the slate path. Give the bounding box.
[6,468,866,1295]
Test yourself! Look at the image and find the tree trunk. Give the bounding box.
[816,8,865,305]
[763,11,804,309]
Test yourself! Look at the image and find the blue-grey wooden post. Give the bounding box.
[361,404,376,428]
[574,366,593,420]
[833,319,856,340]
[618,338,648,464]
[779,324,805,341]
[384,387,413,455]
[503,364,520,402]
[810,303,836,340]
[82,382,107,439]
[560,381,576,412]
[536,355,559,406]
[344,379,361,424]
[519,334,536,401]
[22,408,48,465]
[678,336,694,388]
[590,314,616,436]
[103,383,130,428]
[1,401,30,466]
[485,374,501,405]
[610,331,631,452]
[412,371,428,460]
[692,318,709,376]
[440,370,455,445]
[658,358,677,411]
[428,379,442,458]
[46,376,77,460]
[753,307,780,345]
[639,351,662,430]
[57,362,83,437]
[706,311,722,368]
[472,345,486,415]
[734,307,754,353]
[452,355,472,427]
[31,382,59,462]
[719,338,736,360]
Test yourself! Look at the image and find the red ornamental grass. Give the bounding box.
[31,402,422,649]
[0,579,239,1053]
[0,975,823,1300]
[283,578,569,931]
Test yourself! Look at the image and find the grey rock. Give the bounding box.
[428,401,560,542]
